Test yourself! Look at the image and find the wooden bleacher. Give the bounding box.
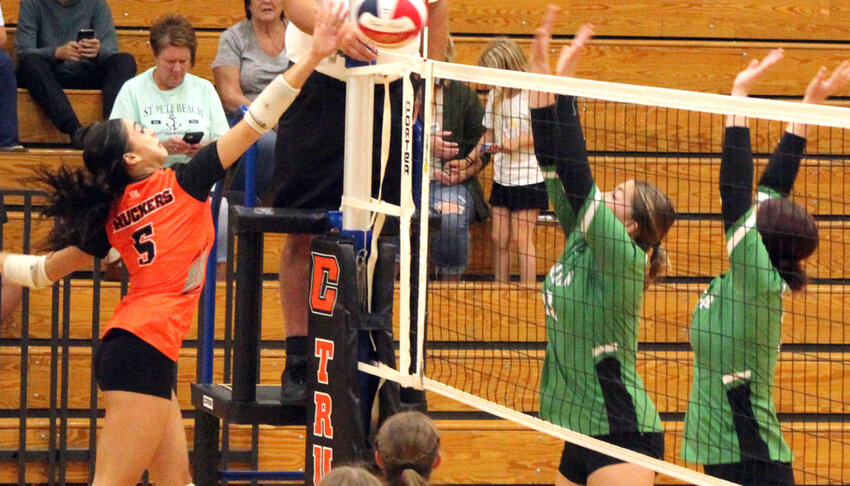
[1,280,847,347]
[10,38,850,143]
[2,0,850,483]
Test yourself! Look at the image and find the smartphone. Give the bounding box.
[182,131,204,144]
[76,29,95,42]
[481,142,498,153]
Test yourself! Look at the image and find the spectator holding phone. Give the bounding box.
[110,14,229,167]
[423,37,490,280]
[15,0,136,147]
[478,38,549,285]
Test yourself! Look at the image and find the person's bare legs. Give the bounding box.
[278,233,312,401]
[587,462,655,486]
[279,234,311,336]
[147,391,192,486]
[92,390,173,486]
[512,209,539,284]
[555,462,655,486]
[491,206,511,282]
[555,471,583,486]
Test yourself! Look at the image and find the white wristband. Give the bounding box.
[3,254,53,288]
[244,74,300,134]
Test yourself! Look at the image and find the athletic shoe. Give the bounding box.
[280,354,308,405]
[0,145,26,152]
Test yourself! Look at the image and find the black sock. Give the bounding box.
[285,336,309,363]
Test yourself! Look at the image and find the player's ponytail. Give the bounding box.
[757,197,819,292]
[631,180,676,284]
[646,243,671,284]
[375,412,440,486]
[38,120,131,251]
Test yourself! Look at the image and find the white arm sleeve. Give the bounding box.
[243,74,301,134]
[3,254,54,288]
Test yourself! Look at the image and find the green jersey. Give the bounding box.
[539,168,662,436]
[682,189,793,464]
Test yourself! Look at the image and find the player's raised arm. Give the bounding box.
[757,62,850,203]
[785,61,850,136]
[726,48,784,126]
[720,51,783,230]
[529,5,594,109]
[215,3,348,168]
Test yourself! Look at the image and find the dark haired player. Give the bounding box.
[682,50,850,486]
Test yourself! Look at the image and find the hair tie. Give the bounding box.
[652,242,661,251]
[399,463,418,471]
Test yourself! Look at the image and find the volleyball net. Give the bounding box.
[345,54,850,485]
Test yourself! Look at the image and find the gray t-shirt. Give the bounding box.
[212,19,289,109]
[16,0,120,78]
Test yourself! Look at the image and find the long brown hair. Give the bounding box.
[375,412,440,486]
[757,198,818,291]
[39,120,131,251]
[631,180,676,283]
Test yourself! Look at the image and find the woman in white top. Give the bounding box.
[479,38,549,284]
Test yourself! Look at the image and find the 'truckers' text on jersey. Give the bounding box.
[111,189,175,231]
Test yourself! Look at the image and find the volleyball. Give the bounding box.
[355,0,427,48]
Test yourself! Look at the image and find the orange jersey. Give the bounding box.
[97,147,223,361]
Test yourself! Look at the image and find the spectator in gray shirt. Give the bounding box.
[15,0,136,147]
[212,0,289,199]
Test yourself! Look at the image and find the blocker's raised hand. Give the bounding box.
[803,61,850,105]
[555,23,594,78]
[731,48,784,97]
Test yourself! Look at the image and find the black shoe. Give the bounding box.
[399,387,428,412]
[280,354,308,405]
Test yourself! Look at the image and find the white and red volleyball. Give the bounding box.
[355,0,427,48]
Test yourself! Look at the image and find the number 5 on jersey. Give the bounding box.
[132,223,157,265]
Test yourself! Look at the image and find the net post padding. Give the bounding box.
[342,75,375,232]
[306,235,400,485]
[306,236,364,486]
